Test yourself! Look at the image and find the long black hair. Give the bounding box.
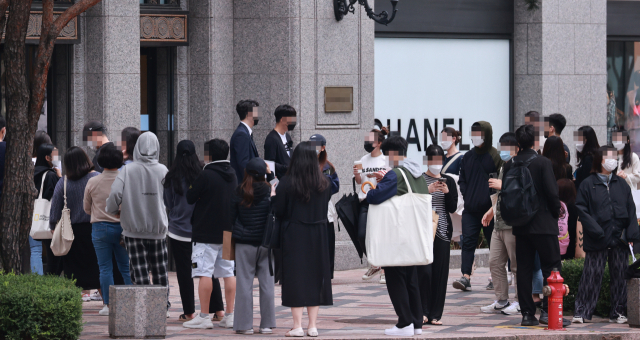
[35,143,56,168]
[64,146,94,180]
[614,126,632,170]
[542,136,569,181]
[163,140,202,196]
[286,141,329,202]
[576,126,600,167]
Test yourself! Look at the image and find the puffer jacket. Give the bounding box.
[576,172,640,252]
[230,182,271,246]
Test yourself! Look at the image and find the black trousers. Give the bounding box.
[42,239,63,276]
[461,211,493,276]
[358,202,369,255]
[168,238,224,314]
[383,266,422,329]
[417,237,451,322]
[273,249,283,284]
[515,234,561,316]
[328,222,335,279]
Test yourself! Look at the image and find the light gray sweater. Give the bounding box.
[106,132,168,239]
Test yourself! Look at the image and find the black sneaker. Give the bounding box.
[485,281,494,290]
[521,313,539,326]
[452,277,471,291]
[539,310,571,327]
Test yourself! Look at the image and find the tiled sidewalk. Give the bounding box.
[80,267,639,339]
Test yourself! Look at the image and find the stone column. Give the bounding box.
[233,0,374,270]
[514,0,607,166]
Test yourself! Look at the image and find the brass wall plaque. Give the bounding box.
[324,87,353,113]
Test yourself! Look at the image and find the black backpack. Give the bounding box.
[499,154,539,227]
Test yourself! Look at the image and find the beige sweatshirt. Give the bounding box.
[84,170,120,224]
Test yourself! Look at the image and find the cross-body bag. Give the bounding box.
[30,171,53,240]
[50,176,74,256]
[263,197,292,276]
[441,152,463,174]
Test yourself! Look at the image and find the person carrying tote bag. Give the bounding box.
[31,171,54,240]
[51,176,74,256]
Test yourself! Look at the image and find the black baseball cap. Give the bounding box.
[246,157,267,177]
[177,140,196,157]
[309,134,326,146]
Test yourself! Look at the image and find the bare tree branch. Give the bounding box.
[53,0,102,35]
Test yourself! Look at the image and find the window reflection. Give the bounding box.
[607,41,640,151]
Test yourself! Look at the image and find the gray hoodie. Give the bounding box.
[106,132,168,240]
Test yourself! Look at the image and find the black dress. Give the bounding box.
[274,176,333,307]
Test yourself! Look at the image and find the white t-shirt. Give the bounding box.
[278,131,290,157]
[357,153,389,201]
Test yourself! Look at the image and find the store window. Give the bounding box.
[607,41,640,149]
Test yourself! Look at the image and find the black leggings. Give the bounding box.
[417,237,451,322]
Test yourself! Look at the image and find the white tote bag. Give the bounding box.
[365,168,434,267]
[51,176,74,256]
[446,173,464,242]
[30,171,53,240]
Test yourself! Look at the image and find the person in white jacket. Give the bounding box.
[613,128,640,190]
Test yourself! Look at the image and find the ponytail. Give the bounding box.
[442,127,461,146]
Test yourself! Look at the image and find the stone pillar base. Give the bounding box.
[629,278,640,328]
[109,285,167,339]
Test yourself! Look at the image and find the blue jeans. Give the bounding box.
[92,222,132,305]
[29,236,43,275]
[532,252,543,294]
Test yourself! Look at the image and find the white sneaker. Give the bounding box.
[91,291,103,301]
[508,273,513,286]
[362,266,382,280]
[307,328,318,337]
[82,293,91,302]
[384,324,414,336]
[99,305,109,316]
[219,313,234,328]
[414,329,422,335]
[481,300,510,313]
[501,302,520,315]
[572,316,584,324]
[610,315,628,324]
[183,314,214,329]
[379,273,386,284]
[259,328,273,334]
[236,329,254,334]
[167,310,170,318]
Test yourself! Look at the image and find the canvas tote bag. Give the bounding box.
[365,168,434,267]
[30,171,53,240]
[51,176,74,256]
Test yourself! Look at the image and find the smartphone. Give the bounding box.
[437,178,447,184]
[489,173,498,194]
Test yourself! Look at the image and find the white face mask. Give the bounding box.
[441,141,453,151]
[539,136,547,151]
[52,160,61,169]
[613,141,626,151]
[576,143,584,152]
[428,164,443,174]
[603,158,618,172]
[471,136,484,147]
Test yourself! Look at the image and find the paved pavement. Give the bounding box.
[80,267,640,339]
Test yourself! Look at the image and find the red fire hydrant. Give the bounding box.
[542,269,570,331]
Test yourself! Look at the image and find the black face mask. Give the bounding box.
[287,123,296,131]
[364,141,375,153]
[253,118,259,126]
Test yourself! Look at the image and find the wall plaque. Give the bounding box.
[324,86,353,113]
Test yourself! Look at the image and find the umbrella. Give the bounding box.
[335,178,364,260]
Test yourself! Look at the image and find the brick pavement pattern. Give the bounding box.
[80,268,640,339]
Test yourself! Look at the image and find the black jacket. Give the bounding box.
[186,161,238,244]
[34,166,60,201]
[230,123,259,183]
[264,129,293,178]
[575,154,593,190]
[230,183,271,246]
[576,172,640,252]
[441,174,459,239]
[503,149,561,236]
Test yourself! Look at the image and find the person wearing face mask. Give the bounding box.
[354,122,391,284]
[611,127,640,190]
[574,126,601,190]
[264,105,297,178]
[83,121,110,173]
[32,143,61,276]
[480,133,520,316]
[230,100,260,183]
[440,127,463,175]
[573,145,640,325]
[417,145,458,326]
[453,121,503,292]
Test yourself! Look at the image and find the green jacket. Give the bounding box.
[393,167,430,196]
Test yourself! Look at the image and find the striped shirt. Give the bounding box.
[423,174,449,242]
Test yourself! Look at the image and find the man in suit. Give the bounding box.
[264,104,296,178]
[230,100,260,183]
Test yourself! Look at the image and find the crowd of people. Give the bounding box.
[16,101,640,336]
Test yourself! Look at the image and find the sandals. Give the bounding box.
[423,316,429,325]
[178,314,194,322]
[429,319,443,326]
[286,328,304,337]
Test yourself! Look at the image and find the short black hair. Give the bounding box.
[205,139,229,162]
[236,100,259,121]
[471,122,482,131]
[83,121,106,140]
[425,144,444,159]
[516,125,535,149]
[0,115,6,130]
[97,142,124,169]
[525,111,541,120]
[64,146,94,180]
[548,113,566,134]
[380,136,408,156]
[274,104,296,123]
[499,132,518,146]
[591,145,617,174]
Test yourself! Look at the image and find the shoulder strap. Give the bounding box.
[63,176,68,209]
[442,152,463,174]
[397,168,413,194]
[37,170,49,200]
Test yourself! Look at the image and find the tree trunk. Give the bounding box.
[0,0,36,272]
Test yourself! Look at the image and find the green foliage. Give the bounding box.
[0,272,83,340]
[523,0,540,11]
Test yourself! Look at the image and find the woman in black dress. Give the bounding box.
[273,142,333,337]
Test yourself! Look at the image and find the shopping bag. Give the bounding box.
[51,176,74,256]
[575,220,585,258]
[365,168,433,267]
[222,230,235,261]
[30,171,53,240]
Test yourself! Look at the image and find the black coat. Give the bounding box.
[458,150,499,214]
[576,172,640,252]
[435,174,459,239]
[503,149,561,236]
[575,154,593,190]
[34,166,59,201]
[230,183,271,246]
[186,161,238,244]
[264,129,293,178]
[230,123,259,183]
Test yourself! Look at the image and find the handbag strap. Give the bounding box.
[37,170,49,200]
[398,168,413,194]
[441,152,463,174]
[63,176,68,209]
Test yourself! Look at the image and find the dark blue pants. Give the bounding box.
[461,211,493,276]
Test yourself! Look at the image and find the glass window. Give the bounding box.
[607,41,640,150]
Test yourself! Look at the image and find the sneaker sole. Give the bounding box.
[521,321,539,326]
[452,281,470,291]
[183,324,214,329]
[501,309,521,315]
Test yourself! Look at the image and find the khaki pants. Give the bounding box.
[489,229,517,301]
